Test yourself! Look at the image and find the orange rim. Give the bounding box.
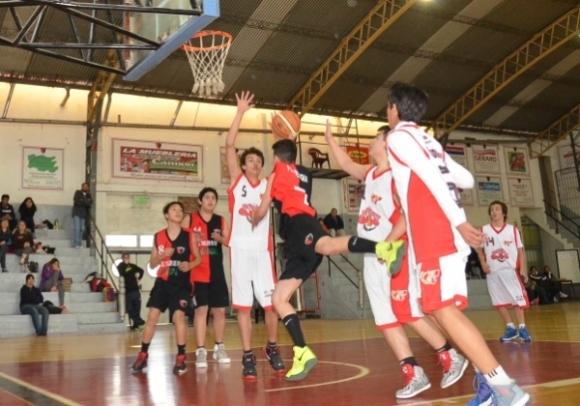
[181,30,232,52]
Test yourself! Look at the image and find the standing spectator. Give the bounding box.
[39,258,67,308]
[117,253,145,331]
[72,182,92,248]
[13,220,34,269]
[1,194,17,231]
[0,218,12,272]
[18,197,39,236]
[20,274,49,336]
[323,208,345,237]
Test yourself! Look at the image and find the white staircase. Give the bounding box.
[0,228,126,337]
[522,208,577,249]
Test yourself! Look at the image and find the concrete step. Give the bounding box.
[5,254,97,268]
[35,229,73,240]
[68,302,117,313]
[0,292,107,314]
[466,294,493,310]
[30,239,74,248]
[467,279,490,296]
[76,312,122,324]
[0,274,92,292]
[77,322,127,334]
[0,314,78,337]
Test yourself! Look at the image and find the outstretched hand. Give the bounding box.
[236,91,255,113]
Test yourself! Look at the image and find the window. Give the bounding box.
[140,235,154,248]
[105,235,138,247]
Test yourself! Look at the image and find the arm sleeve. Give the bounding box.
[445,154,474,189]
[387,132,467,227]
[135,266,144,280]
[73,191,83,206]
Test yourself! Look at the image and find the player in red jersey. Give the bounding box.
[385,82,530,406]
[132,201,201,375]
[252,139,403,381]
[326,123,468,399]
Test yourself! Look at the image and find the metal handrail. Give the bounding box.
[543,200,580,240]
[86,213,125,320]
[327,254,365,309]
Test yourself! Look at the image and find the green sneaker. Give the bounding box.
[375,240,406,275]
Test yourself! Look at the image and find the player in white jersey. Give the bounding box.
[478,201,531,342]
[385,83,531,406]
[326,123,468,399]
[225,91,284,380]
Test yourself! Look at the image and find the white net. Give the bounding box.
[182,31,232,97]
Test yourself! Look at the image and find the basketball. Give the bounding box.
[271,110,301,140]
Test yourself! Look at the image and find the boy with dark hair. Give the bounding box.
[252,139,403,381]
[477,200,531,342]
[224,91,285,379]
[326,123,468,398]
[132,201,202,375]
[385,82,530,406]
[117,253,145,331]
[181,187,231,369]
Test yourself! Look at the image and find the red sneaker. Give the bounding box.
[132,351,148,373]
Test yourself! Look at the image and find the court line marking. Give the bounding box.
[400,377,580,406]
[0,371,82,406]
[0,387,34,405]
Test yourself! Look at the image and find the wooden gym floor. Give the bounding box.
[0,303,579,406]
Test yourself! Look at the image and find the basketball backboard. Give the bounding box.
[123,0,219,81]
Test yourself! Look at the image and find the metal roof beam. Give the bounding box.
[528,103,580,158]
[430,6,580,139]
[286,0,418,117]
[87,50,119,123]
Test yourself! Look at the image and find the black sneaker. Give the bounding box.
[263,346,285,373]
[132,351,148,373]
[1,268,7,273]
[242,354,258,381]
[173,354,187,375]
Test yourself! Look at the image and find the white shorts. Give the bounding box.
[364,253,423,329]
[416,252,468,314]
[486,269,529,308]
[230,248,276,311]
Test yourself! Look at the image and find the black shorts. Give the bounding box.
[193,277,230,308]
[147,278,192,314]
[280,214,327,282]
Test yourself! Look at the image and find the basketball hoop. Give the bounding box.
[181,30,232,96]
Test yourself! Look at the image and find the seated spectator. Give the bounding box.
[20,274,49,336]
[1,194,17,231]
[18,197,41,236]
[318,218,329,233]
[323,208,345,237]
[544,265,568,302]
[39,258,66,308]
[526,266,549,305]
[0,218,11,273]
[12,220,35,269]
[465,248,483,279]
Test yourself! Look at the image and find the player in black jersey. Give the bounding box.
[132,201,201,375]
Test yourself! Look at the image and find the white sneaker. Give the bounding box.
[212,343,231,363]
[439,348,469,388]
[396,365,431,399]
[195,347,208,368]
[559,291,568,298]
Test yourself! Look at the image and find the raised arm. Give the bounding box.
[226,91,255,184]
[325,121,371,181]
[252,173,275,228]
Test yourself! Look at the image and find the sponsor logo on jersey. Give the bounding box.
[304,233,313,245]
[391,290,408,301]
[370,193,382,204]
[358,207,380,231]
[491,248,509,262]
[176,246,185,254]
[239,203,258,223]
[503,240,513,246]
[420,269,440,285]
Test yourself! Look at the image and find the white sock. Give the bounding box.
[485,366,512,386]
[518,324,526,330]
[506,322,515,329]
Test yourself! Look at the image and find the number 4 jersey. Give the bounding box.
[227,173,271,251]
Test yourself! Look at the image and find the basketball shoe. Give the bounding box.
[396,365,431,399]
[195,347,208,368]
[500,326,519,342]
[131,351,148,373]
[466,373,532,406]
[518,327,532,342]
[286,346,317,381]
[173,354,187,375]
[213,343,231,363]
[375,240,406,275]
[438,348,469,388]
[263,345,285,373]
[242,353,258,380]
